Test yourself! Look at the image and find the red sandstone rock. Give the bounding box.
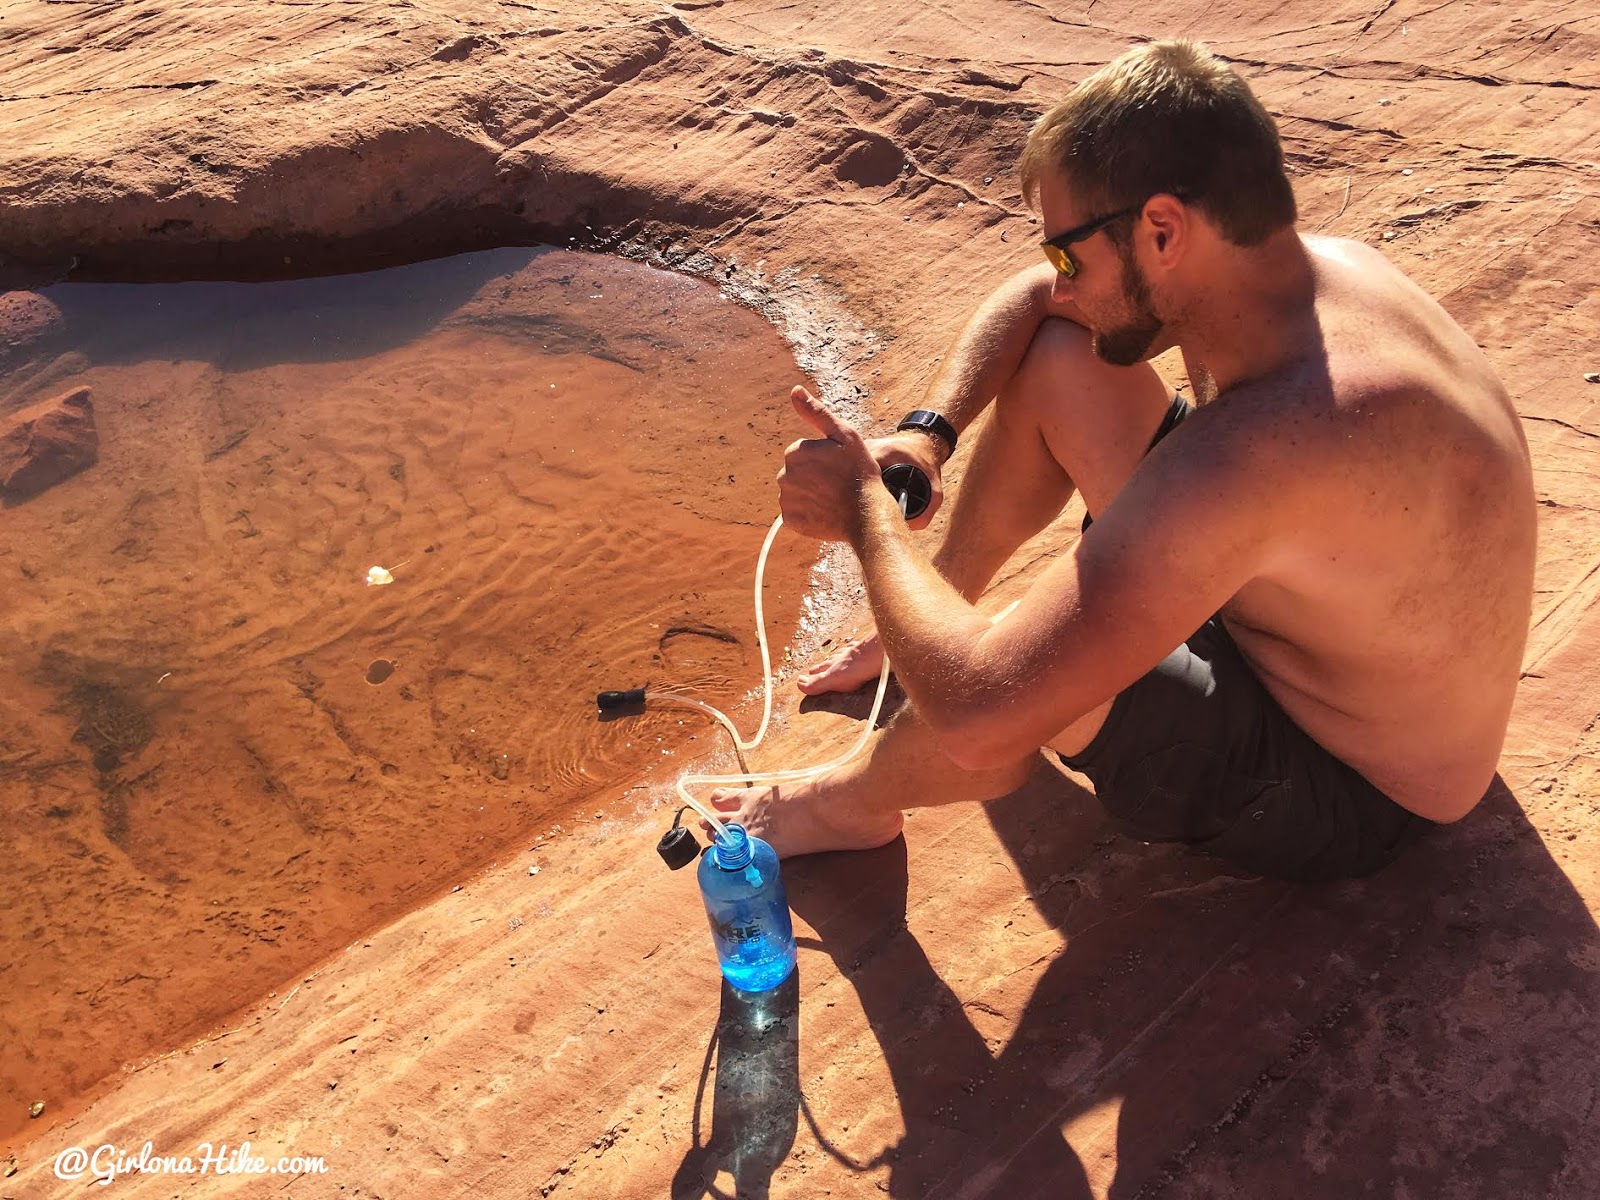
[0,385,98,498]
[2,2,1600,1197]
[0,291,63,368]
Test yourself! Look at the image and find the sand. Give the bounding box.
[2,0,1599,1196]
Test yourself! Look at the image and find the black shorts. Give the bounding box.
[1060,394,1431,882]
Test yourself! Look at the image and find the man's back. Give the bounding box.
[1182,235,1536,821]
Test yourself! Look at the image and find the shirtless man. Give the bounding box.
[711,40,1537,881]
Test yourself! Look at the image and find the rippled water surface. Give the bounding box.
[0,248,813,1139]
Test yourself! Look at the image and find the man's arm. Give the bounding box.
[859,263,1087,533]
[901,262,1088,455]
[846,402,1281,770]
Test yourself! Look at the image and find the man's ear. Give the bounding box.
[1142,193,1187,264]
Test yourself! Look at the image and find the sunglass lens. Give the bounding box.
[1042,244,1075,278]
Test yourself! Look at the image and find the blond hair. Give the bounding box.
[1020,40,1296,245]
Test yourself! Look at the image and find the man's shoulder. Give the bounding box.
[1302,232,1387,268]
[1189,356,1361,441]
[1169,361,1429,531]
[1220,363,1442,458]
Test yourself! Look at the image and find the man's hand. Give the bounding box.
[778,387,886,542]
[778,387,948,539]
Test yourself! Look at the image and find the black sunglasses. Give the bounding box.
[1040,205,1141,278]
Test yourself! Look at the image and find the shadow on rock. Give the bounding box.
[783,764,1600,1198]
[41,247,547,372]
[672,971,802,1200]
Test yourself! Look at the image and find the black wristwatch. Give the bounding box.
[895,409,958,460]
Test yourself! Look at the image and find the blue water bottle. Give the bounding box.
[695,823,796,992]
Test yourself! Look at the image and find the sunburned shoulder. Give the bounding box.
[1305,235,1449,337]
[1304,235,1438,332]
[1185,242,1476,456]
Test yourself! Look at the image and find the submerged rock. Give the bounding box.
[0,384,99,498]
[0,291,63,368]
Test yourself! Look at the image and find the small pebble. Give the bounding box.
[1401,168,1413,176]
[1584,373,1600,384]
[1382,231,1396,240]
[29,1101,44,1119]
[529,865,540,876]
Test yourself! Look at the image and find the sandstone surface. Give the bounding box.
[2,1,1599,1197]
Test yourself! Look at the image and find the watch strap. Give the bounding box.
[895,409,958,458]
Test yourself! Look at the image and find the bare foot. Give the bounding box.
[706,774,903,859]
[797,631,886,696]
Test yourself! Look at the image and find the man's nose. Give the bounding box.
[1049,271,1074,306]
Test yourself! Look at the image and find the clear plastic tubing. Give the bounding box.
[658,510,897,836]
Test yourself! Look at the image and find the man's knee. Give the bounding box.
[1002,318,1167,423]
[997,318,1100,423]
[997,318,1173,513]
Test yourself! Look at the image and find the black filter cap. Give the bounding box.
[881,463,932,521]
[657,825,701,871]
[597,686,647,715]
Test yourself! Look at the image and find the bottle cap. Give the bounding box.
[657,826,700,870]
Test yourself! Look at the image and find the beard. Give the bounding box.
[1090,245,1165,367]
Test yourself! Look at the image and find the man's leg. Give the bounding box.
[717,320,1175,857]
[709,689,1115,859]
[798,318,1175,693]
[929,318,1176,599]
